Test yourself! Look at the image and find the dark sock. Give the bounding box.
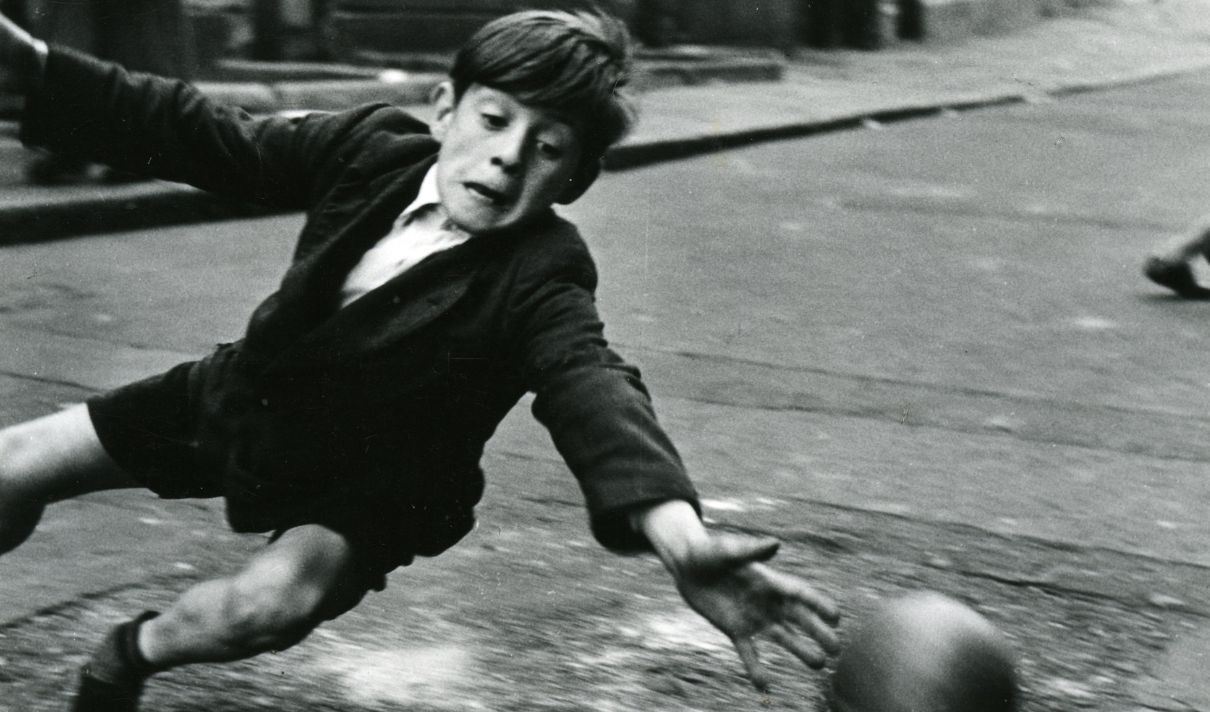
[83,611,162,687]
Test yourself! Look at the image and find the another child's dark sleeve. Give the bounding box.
[19,46,408,210]
[513,234,702,552]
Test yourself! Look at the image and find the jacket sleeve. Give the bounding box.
[19,46,414,210]
[514,233,701,553]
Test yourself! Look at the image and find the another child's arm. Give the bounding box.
[0,10,408,209]
[0,11,46,94]
[632,499,840,690]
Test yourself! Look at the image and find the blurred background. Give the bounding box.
[0,0,1103,77]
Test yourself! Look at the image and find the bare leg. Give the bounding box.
[0,404,139,553]
[138,523,368,668]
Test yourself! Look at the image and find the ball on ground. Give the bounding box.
[829,591,1018,712]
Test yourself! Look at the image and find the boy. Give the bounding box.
[0,9,840,710]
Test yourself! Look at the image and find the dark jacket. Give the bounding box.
[21,48,700,551]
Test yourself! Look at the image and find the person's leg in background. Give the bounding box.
[1144,216,1210,298]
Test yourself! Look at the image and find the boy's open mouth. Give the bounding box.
[465,181,511,207]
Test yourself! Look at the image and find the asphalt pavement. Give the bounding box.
[6,1,1210,711]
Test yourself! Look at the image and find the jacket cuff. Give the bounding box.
[590,496,703,553]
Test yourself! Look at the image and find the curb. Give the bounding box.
[0,184,283,246]
[604,93,1023,171]
[609,57,1210,170]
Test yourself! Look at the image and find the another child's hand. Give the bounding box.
[671,532,841,691]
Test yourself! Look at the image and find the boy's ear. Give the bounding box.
[429,81,457,142]
[556,157,601,205]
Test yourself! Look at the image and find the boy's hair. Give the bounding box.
[449,9,638,161]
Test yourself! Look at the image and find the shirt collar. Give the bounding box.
[400,164,443,220]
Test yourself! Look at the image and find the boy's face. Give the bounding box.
[430,82,585,235]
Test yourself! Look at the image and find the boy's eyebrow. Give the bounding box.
[468,86,583,140]
[531,107,582,135]
[468,94,505,110]
[512,105,582,138]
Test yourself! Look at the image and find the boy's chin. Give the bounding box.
[448,206,543,236]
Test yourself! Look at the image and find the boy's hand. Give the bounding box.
[633,500,841,691]
[671,532,841,691]
[0,12,46,94]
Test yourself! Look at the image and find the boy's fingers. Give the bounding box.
[733,636,769,692]
[741,536,780,563]
[762,565,841,625]
[785,602,842,655]
[769,624,827,670]
[807,588,841,626]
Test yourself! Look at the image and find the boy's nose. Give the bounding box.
[490,132,526,173]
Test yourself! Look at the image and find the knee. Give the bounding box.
[218,570,331,653]
[0,426,34,493]
[0,429,45,553]
[0,421,71,503]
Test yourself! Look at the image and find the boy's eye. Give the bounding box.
[481,113,507,129]
[537,142,565,160]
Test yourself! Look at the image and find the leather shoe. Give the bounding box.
[1143,256,1210,299]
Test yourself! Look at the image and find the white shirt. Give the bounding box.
[339,166,473,308]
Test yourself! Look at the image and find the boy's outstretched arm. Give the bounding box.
[0,11,46,94]
[632,499,841,691]
[515,240,841,688]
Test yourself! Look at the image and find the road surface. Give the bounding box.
[3,69,1210,710]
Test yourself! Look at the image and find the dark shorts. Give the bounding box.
[86,355,475,596]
